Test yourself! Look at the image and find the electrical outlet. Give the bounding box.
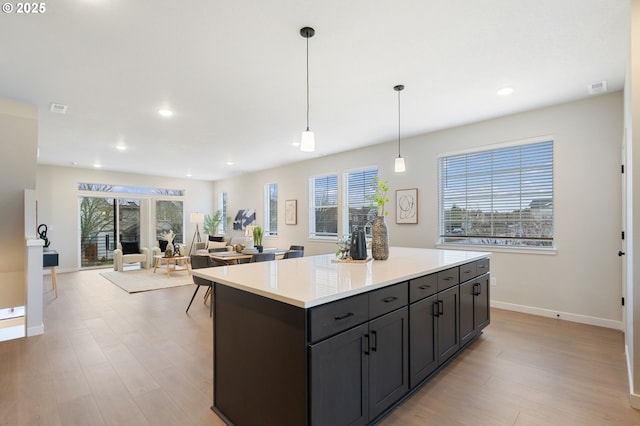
[490,277,497,287]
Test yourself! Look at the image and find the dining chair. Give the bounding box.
[187,255,215,316]
[250,252,276,262]
[283,250,304,259]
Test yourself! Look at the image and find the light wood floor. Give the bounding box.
[0,269,638,425]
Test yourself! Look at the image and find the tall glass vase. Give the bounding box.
[371,215,389,260]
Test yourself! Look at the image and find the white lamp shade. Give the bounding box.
[190,212,205,224]
[300,130,315,152]
[394,156,406,173]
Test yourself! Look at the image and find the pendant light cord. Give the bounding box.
[397,89,401,157]
[306,35,310,131]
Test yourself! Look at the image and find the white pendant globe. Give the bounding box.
[301,130,315,152]
[394,156,406,173]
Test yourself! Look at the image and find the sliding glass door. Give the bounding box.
[80,196,116,268]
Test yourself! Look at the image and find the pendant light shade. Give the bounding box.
[394,84,406,173]
[300,27,315,152]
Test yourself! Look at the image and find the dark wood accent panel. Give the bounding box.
[409,273,437,303]
[308,293,369,343]
[214,284,307,426]
[309,323,369,426]
[369,282,408,320]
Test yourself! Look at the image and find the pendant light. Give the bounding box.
[300,27,315,152]
[394,84,406,172]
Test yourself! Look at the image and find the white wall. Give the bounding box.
[215,92,624,327]
[0,98,37,309]
[36,165,216,271]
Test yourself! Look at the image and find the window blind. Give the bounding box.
[309,174,338,238]
[439,140,553,247]
[342,167,378,236]
[263,183,278,236]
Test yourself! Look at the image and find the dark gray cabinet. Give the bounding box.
[368,307,409,420]
[436,285,460,364]
[310,323,369,426]
[409,294,438,387]
[309,285,409,425]
[213,257,490,426]
[460,274,490,346]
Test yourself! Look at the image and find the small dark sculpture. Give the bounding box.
[37,223,51,248]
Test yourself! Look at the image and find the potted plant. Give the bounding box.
[203,211,224,236]
[253,226,264,253]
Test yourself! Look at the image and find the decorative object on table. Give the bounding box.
[331,256,372,264]
[369,177,390,260]
[336,234,350,259]
[285,199,297,225]
[299,26,316,152]
[37,223,51,248]
[252,226,264,253]
[393,84,407,173]
[161,230,175,257]
[188,212,204,256]
[396,188,418,224]
[233,209,256,230]
[350,227,367,260]
[234,244,245,253]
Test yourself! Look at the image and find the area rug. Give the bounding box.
[100,269,194,293]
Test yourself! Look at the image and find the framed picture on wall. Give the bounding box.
[396,188,418,224]
[285,200,297,225]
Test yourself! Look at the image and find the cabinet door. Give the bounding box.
[437,285,459,364]
[459,279,477,347]
[309,323,369,426]
[476,274,490,331]
[369,307,409,420]
[409,294,438,388]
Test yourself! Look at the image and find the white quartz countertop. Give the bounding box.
[192,247,490,308]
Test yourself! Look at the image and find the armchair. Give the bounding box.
[113,241,149,272]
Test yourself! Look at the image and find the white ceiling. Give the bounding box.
[0,0,630,181]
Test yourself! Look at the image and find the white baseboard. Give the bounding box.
[491,300,622,330]
[625,344,640,409]
[26,323,44,336]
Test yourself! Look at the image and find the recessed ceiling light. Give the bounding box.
[93,163,102,168]
[291,142,300,147]
[226,161,234,166]
[186,172,193,177]
[115,145,127,151]
[158,109,173,117]
[497,87,514,96]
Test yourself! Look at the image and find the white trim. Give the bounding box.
[27,323,44,337]
[626,344,640,408]
[437,134,554,158]
[492,300,622,330]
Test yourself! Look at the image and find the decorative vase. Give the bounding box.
[165,242,174,258]
[255,245,264,253]
[371,215,389,260]
[350,228,367,260]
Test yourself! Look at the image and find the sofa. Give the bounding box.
[194,235,250,256]
[113,242,149,272]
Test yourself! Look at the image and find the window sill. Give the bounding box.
[435,243,557,256]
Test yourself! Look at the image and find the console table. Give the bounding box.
[193,247,490,426]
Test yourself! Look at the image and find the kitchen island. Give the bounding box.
[193,247,491,426]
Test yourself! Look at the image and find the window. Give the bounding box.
[309,174,338,238]
[264,183,278,237]
[439,138,553,248]
[217,192,227,234]
[342,167,378,237]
